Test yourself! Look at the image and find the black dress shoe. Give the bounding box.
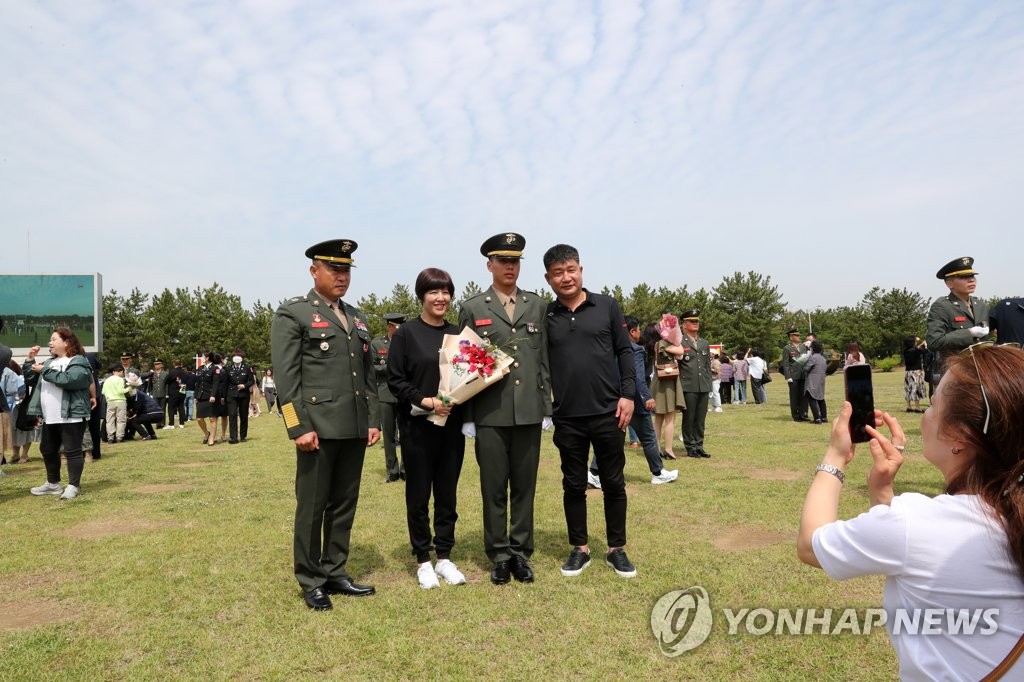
[491,560,511,585]
[686,450,702,458]
[303,587,332,611]
[509,555,535,583]
[399,472,406,481]
[323,578,375,597]
[698,449,712,458]
[385,473,400,483]
[229,439,239,444]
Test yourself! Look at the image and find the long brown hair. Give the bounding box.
[53,328,85,358]
[942,345,1024,577]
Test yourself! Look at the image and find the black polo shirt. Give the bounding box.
[991,298,1024,345]
[545,289,635,418]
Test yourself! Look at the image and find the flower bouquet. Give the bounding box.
[658,313,682,346]
[426,326,515,426]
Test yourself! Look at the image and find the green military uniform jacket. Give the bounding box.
[150,369,168,399]
[679,334,713,393]
[457,286,552,426]
[780,342,807,380]
[369,334,396,404]
[927,293,991,354]
[271,288,378,440]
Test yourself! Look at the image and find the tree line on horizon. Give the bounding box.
[99,273,1010,371]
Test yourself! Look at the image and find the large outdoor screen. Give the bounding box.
[0,273,103,354]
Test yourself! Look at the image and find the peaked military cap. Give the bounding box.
[120,352,133,359]
[681,309,700,321]
[306,239,358,267]
[384,313,407,324]
[936,256,978,279]
[481,232,526,259]
[786,327,800,335]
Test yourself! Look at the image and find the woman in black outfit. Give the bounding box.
[387,268,467,589]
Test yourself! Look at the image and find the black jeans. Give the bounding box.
[398,413,466,563]
[128,411,161,438]
[553,413,627,548]
[40,421,87,487]
[591,408,663,476]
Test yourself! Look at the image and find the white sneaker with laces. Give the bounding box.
[434,559,466,585]
[31,481,64,496]
[417,562,440,589]
[714,407,723,413]
[651,469,679,485]
[60,484,80,499]
[162,425,175,430]
[586,471,602,490]
[178,425,185,429]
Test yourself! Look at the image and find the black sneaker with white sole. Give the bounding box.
[560,547,591,577]
[606,548,637,578]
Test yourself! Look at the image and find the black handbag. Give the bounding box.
[15,383,40,431]
[760,370,773,384]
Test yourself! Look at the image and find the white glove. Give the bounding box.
[542,416,553,431]
[787,378,794,383]
[461,422,476,438]
[969,325,988,338]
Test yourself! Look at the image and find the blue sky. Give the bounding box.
[1,0,1021,314]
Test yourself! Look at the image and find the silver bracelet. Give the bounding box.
[816,463,845,484]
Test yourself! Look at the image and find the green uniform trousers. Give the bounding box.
[475,423,542,562]
[682,391,709,453]
[293,438,367,591]
[379,402,403,478]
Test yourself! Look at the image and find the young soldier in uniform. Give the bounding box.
[926,257,990,382]
[458,233,552,585]
[678,309,714,458]
[780,328,809,422]
[225,349,255,443]
[271,239,380,611]
[370,313,406,482]
[543,243,637,579]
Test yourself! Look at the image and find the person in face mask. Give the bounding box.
[225,349,255,443]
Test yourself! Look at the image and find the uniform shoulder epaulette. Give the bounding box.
[463,291,488,303]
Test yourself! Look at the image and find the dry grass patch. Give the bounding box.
[56,518,184,539]
[0,599,80,631]
[712,527,793,551]
[173,461,216,468]
[133,483,194,494]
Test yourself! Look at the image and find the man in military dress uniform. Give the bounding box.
[780,328,809,422]
[459,232,552,585]
[119,353,140,381]
[926,256,990,382]
[678,309,713,458]
[271,239,381,611]
[149,359,169,429]
[370,312,406,482]
[225,349,255,443]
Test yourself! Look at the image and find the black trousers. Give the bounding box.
[682,391,709,453]
[88,403,103,458]
[807,395,828,422]
[398,412,465,563]
[719,380,732,405]
[40,421,87,488]
[788,378,808,421]
[128,411,161,438]
[227,395,249,440]
[293,438,367,591]
[476,423,541,562]
[154,396,167,426]
[166,393,186,426]
[553,413,627,549]
[591,409,663,476]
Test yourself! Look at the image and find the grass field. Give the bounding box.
[0,371,940,680]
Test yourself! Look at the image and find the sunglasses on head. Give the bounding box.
[958,342,1023,434]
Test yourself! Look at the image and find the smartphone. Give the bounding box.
[845,365,874,443]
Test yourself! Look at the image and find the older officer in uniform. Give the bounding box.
[371,312,406,482]
[927,257,990,382]
[459,233,552,584]
[678,309,713,458]
[271,238,381,611]
[781,327,809,422]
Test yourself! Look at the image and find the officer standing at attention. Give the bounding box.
[225,349,255,443]
[927,257,990,382]
[458,233,552,585]
[780,328,809,422]
[678,309,714,458]
[371,312,406,482]
[271,239,381,611]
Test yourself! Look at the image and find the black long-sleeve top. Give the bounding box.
[386,316,462,420]
[545,289,636,418]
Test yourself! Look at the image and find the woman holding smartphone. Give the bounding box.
[798,344,1024,679]
[387,267,467,590]
[23,328,93,499]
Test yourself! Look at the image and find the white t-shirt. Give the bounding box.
[813,493,1024,681]
[747,356,766,379]
[38,356,86,425]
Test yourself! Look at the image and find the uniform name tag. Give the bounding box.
[311,322,329,328]
[377,349,388,354]
[475,319,492,326]
[954,316,966,322]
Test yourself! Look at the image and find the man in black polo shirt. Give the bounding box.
[543,244,637,579]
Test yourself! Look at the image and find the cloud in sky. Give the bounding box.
[1,0,1022,315]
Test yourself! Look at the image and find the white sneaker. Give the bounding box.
[178,425,185,429]
[417,562,440,589]
[434,559,466,586]
[162,425,175,430]
[714,407,723,413]
[31,481,64,496]
[586,470,602,490]
[651,469,679,485]
[60,484,80,500]
[677,434,686,443]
